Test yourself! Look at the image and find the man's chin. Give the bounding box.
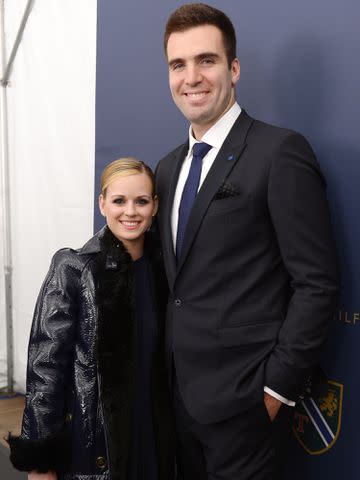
[183,110,212,128]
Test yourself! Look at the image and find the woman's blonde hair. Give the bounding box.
[100,157,156,196]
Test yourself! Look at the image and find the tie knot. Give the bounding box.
[192,142,212,160]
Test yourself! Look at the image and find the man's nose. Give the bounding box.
[185,64,202,85]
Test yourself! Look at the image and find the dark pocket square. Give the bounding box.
[214,182,241,200]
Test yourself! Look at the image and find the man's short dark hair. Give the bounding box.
[164,3,237,68]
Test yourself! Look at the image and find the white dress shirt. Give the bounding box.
[171,101,295,407]
[171,102,242,248]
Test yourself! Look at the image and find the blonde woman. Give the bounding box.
[8,158,174,480]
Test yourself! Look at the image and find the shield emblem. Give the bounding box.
[292,380,343,455]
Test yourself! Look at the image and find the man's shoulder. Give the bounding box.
[249,115,298,141]
[158,142,187,167]
[155,141,188,187]
[246,115,320,174]
[245,113,310,150]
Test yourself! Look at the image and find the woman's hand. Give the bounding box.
[28,471,57,480]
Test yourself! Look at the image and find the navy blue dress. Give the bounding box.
[128,255,159,480]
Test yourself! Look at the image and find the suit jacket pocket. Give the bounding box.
[218,321,282,348]
[206,196,247,217]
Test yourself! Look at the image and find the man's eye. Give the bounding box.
[172,63,184,71]
[201,57,214,64]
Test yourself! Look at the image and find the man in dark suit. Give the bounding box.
[155,4,339,479]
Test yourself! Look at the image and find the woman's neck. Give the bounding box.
[123,238,144,261]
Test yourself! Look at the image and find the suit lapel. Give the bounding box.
[160,142,189,288]
[176,111,254,274]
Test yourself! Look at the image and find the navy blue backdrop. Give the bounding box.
[95,1,359,477]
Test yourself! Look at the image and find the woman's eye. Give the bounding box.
[113,198,125,204]
[137,199,149,205]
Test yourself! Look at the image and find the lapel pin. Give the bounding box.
[227,154,234,161]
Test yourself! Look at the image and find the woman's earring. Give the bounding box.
[147,214,156,232]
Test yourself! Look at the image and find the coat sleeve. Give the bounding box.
[264,132,340,401]
[8,248,81,472]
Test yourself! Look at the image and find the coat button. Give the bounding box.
[174,298,182,307]
[64,413,72,423]
[96,456,107,469]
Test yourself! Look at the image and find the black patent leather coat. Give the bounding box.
[8,227,174,480]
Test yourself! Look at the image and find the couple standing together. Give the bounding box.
[8,3,339,480]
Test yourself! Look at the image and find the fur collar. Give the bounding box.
[95,226,135,479]
[96,226,133,313]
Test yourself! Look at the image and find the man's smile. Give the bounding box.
[184,91,209,99]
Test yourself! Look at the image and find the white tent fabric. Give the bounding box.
[0,176,5,387]
[0,0,97,391]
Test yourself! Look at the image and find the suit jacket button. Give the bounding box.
[64,413,72,423]
[96,456,107,469]
[174,299,182,307]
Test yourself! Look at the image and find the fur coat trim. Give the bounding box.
[7,426,70,473]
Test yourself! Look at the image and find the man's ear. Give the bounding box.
[231,58,240,85]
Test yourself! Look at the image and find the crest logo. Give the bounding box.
[292,381,343,455]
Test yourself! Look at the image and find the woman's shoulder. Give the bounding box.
[48,229,105,277]
[51,226,108,264]
[46,248,90,287]
[50,247,81,266]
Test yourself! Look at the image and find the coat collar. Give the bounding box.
[78,225,107,255]
[78,225,161,264]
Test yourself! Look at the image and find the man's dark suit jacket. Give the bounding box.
[156,110,339,425]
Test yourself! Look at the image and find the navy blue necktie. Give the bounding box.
[176,142,212,259]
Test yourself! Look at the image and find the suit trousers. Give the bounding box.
[173,378,291,480]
